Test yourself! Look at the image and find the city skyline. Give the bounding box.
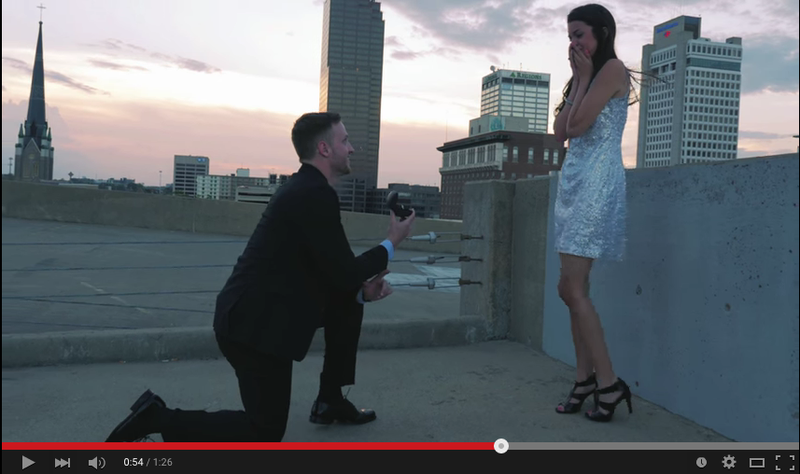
[2,0,798,187]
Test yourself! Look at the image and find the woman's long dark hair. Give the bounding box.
[554,4,650,118]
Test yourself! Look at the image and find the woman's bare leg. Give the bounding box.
[558,253,620,415]
[557,256,595,409]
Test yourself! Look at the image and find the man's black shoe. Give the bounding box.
[309,398,376,425]
[105,389,166,442]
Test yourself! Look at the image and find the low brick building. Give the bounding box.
[438,131,566,220]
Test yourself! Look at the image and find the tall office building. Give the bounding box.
[477,68,551,133]
[15,19,54,181]
[319,0,385,212]
[636,16,742,168]
[173,155,209,197]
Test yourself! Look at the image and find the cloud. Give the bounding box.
[88,39,222,74]
[738,148,797,158]
[3,98,305,184]
[120,41,147,52]
[378,121,451,187]
[384,35,461,61]
[386,36,403,47]
[613,0,740,14]
[391,46,462,61]
[740,36,799,94]
[3,93,472,187]
[392,50,420,61]
[90,39,120,50]
[173,57,222,74]
[739,131,793,140]
[434,47,462,58]
[514,2,798,95]
[45,71,103,95]
[615,0,714,8]
[91,38,148,52]
[3,57,103,95]
[525,4,574,36]
[150,53,221,74]
[89,59,148,72]
[386,0,537,53]
[769,0,800,24]
[3,57,30,71]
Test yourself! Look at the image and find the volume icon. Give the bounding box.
[89,456,106,469]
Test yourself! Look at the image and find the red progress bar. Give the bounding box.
[3,442,494,450]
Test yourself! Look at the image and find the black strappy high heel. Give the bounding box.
[555,373,597,414]
[585,378,632,422]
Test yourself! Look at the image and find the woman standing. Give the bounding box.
[552,3,633,422]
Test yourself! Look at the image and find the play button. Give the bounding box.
[22,456,35,470]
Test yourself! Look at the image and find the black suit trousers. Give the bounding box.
[159,299,364,442]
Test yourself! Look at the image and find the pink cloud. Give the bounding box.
[3,97,452,188]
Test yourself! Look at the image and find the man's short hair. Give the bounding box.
[291,112,341,162]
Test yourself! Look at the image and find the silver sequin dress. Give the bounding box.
[554,93,629,261]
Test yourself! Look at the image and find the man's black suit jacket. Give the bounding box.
[213,163,389,361]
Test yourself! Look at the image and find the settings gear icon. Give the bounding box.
[722,455,736,469]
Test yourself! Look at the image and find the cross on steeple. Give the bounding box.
[37,3,45,22]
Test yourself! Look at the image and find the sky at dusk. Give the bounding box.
[2,0,798,187]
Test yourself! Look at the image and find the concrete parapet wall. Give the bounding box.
[1,317,488,368]
[509,177,551,351]
[461,155,799,442]
[460,180,515,339]
[1,180,462,253]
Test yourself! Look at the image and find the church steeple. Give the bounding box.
[15,11,54,182]
[24,20,47,149]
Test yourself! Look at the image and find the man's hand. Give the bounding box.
[386,209,416,249]
[362,269,393,302]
